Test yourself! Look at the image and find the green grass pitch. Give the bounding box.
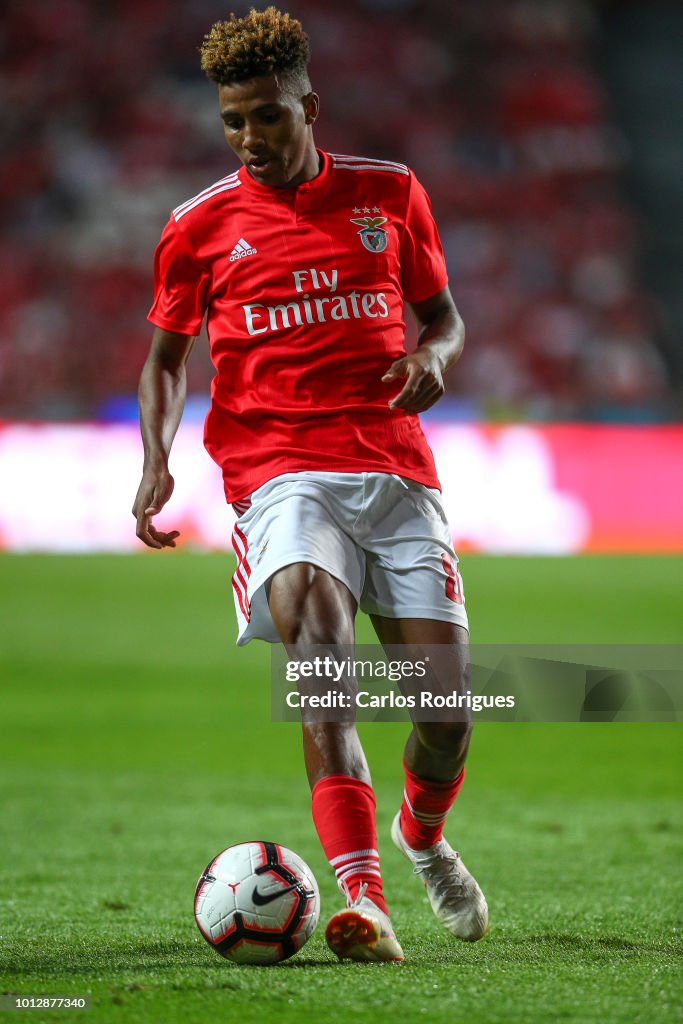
[0,554,681,1024]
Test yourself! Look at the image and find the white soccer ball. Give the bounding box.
[194,841,320,965]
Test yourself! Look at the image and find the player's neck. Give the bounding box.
[285,144,322,188]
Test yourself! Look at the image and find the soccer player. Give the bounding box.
[133,6,488,962]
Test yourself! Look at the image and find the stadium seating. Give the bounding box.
[0,0,671,420]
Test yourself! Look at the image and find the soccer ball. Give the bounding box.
[194,841,320,965]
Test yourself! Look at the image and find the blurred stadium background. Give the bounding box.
[0,0,682,554]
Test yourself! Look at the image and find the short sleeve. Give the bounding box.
[147,217,211,335]
[399,172,449,305]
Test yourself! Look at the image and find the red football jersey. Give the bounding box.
[148,150,448,502]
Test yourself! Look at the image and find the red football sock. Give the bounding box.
[311,774,388,915]
[400,761,466,850]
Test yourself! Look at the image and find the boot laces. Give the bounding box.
[340,878,369,908]
[412,843,465,897]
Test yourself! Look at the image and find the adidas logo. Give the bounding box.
[229,238,258,262]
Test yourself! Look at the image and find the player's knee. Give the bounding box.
[416,720,472,757]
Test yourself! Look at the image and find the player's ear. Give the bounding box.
[303,92,319,125]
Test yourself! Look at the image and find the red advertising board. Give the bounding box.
[0,423,681,552]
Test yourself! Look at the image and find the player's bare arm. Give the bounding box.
[133,327,195,549]
[383,286,465,413]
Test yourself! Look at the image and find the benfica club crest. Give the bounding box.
[350,215,388,253]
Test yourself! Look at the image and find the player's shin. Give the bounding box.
[400,759,466,850]
[311,773,388,915]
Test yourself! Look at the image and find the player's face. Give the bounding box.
[218,74,319,188]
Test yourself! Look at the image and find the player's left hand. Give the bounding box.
[382,349,445,413]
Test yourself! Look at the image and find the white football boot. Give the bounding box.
[325,883,404,962]
[391,812,488,941]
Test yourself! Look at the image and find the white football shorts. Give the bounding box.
[229,471,468,645]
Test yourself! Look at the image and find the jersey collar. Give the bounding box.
[237,148,331,197]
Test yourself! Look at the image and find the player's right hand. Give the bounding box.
[132,465,180,550]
